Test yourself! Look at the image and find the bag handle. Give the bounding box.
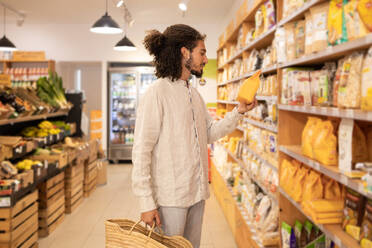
[129,220,164,237]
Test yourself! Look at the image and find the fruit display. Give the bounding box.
[15,159,42,171]
[37,71,71,110]
[21,121,64,138]
[34,147,62,156]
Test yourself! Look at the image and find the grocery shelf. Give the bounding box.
[217,100,239,105]
[244,118,278,133]
[244,146,278,172]
[0,110,69,126]
[224,147,278,202]
[279,187,360,248]
[256,95,278,102]
[217,65,278,87]
[278,104,372,121]
[279,33,372,68]
[277,0,325,27]
[279,145,371,199]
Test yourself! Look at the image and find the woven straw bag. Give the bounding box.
[105,219,193,248]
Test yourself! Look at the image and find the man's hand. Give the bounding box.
[141,209,161,227]
[237,98,258,114]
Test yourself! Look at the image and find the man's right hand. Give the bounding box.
[141,209,161,227]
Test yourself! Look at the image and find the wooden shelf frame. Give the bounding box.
[0,111,68,126]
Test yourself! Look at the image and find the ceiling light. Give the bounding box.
[114,36,137,51]
[0,7,16,51]
[116,0,124,8]
[90,0,122,34]
[178,3,187,11]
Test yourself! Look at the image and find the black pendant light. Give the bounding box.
[0,7,16,51]
[114,35,136,51]
[90,0,122,34]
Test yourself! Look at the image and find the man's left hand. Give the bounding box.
[237,98,258,114]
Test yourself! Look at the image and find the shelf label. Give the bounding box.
[340,175,348,185]
[12,51,46,61]
[345,109,354,119]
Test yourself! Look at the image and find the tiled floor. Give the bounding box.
[38,164,238,248]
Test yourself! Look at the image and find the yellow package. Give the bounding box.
[358,0,372,32]
[345,0,369,41]
[362,47,372,110]
[328,0,345,45]
[236,70,261,104]
[291,166,308,202]
[308,199,344,212]
[284,160,299,194]
[280,159,293,190]
[346,225,361,241]
[312,120,338,166]
[361,238,372,248]
[303,170,323,202]
[302,117,322,159]
[352,123,368,163]
[324,179,342,200]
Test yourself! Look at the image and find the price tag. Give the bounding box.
[320,107,327,115]
[345,109,354,119]
[44,160,48,169]
[340,175,348,185]
[367,111,372,121]
[0,197,11,207]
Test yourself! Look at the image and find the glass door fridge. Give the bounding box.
[108,66,155,162]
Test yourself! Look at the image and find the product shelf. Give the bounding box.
[279,145,370,199]
[278,104,372,122]
[224,147,278,202]
[277,0,325,27]
[218,26,277,71]
[244,146,278,172]
[0,110,69,127]
[217,100,239,105]
[256,95,278,102]
[217,65,278,87]
[243,118,278,133]
[278,33,372,68]
[279,187,360,248]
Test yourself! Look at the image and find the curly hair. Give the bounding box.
[143,24,206,81]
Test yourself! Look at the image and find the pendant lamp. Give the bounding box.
[114,35,136,51]
[0,7,16,51]
[90,0,122,34]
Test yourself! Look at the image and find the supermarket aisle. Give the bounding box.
[38,164,237,248]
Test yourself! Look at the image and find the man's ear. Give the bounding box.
[181,47,190,60]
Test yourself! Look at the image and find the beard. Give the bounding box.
[185,57,204,78]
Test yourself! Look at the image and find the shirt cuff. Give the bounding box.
[232,107,245,118]
[139,196,157,213]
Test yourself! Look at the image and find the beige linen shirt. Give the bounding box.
[132,77,242,213]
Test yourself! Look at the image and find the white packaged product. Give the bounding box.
[362,46,372,110]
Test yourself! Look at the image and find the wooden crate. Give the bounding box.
[65,162,84,179]
[65,188,83,214]
[38,172,65,238]
[83,176,97,198]
[0,190,39,248]
[65,163,84,214]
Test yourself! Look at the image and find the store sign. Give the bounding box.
[12,51,46,61]
[0,74,11,86]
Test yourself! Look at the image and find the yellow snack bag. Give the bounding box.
[308,199,344,212]
[345,0,369,41]
[291,166,308,202]
[236,70,261,104]
[357,0,372,32]
[361,47,372,111]
[280,159,292,189]
[285,160,299,194]
[346,225,361,241]
[303,170,323,203]
[361,238,372,248]
[312,120,338,166]
[328,0,345,45]
[324,179,342,200]
[302,117,322,159]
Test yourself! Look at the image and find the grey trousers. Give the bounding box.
[158,200,205,248]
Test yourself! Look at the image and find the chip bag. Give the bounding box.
[302,117,322,159]
[324,179,342,200]
[303,170,324,203]
[328,0,347,45]
[358,0,372,32]
[236,70,261,104]
[312,120,338,166]
[291,166,308,202]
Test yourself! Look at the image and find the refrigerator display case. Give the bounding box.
[108,66,156,162]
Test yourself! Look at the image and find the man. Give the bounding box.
[132,24,257,248]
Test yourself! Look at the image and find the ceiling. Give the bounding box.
[0,0,237,26]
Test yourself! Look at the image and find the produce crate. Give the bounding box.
[37,172,65,238]
[0,137,36,160]
[14,170,34,189]
[0,190,38,248]
[83,161,97,197]
[29,152,68,169]
[87,140,98,164]
[65,162,84,214]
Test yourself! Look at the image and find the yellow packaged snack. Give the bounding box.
[358,0,372,32]
[285,160,299,194]
[361,238,372,248]
[352,123,368,164]
[236,70,261,104]
[345,0,369,41]
[302,117,322,159]
[324,179,342,200]
[312,120,338,166]
[303,170,323,202]
[328,0,346,45]
[308,199,344,212]
[280,159,293,190]
[291,166,308,202]
[362,47,372,110]
[346,225,361,241]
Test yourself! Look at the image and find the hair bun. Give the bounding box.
[143,30,166,56]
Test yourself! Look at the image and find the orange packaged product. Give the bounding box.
[236,70,261,104]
